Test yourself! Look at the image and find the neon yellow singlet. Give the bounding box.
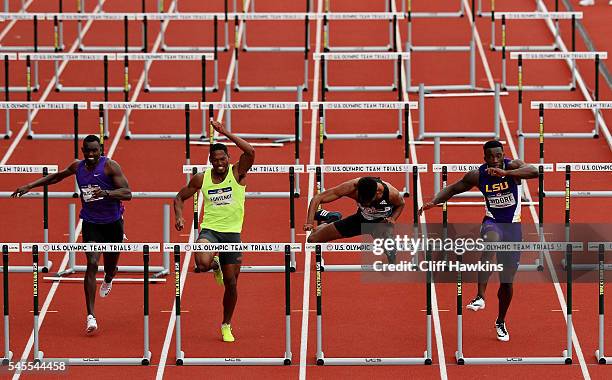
[200,164,246,233]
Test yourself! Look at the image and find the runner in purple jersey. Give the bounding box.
[12,135,132,334]
[419,140,537,342]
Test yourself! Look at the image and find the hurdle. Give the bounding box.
[56,203,172,278]
[153,7,231,52]
[403,0,466,18]
[0,11,64,53]
[0,43,40,93]
[455,241,581,364]
[505,51,604,93]
[322,12,404,52]
[119,53,218,93]
[417,83,501,140]
[406,1,489,92]
[314,52,408,92]
[18,52,129,95]
[24,243,156,365]
[240,12,311,53]
[522,101,612,162]
[0,165,57,273]
[91,101,200,142]
[490,10,579,52]
[170,242,299,365]
[183,165,300,272]
[498,13,583,91]
[555,164,612,272]
[592,242,612,364]
[232,14,309,92]
[73,4,147,52]
[0,243,18,364]
[311,244,432,365]
[204,101,307,145]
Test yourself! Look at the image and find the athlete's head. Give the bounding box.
[82,135,101,167]
[210,143,229,175]
[357,177,379,206]
[483,140,504,169]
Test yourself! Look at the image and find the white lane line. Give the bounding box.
[463,1,590,378]
[299,0,322,378]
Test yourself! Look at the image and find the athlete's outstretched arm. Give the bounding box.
[304,179,357,230]
[210,119,255,179]
[174,173,204,231]
[419,170,479,215]
[11,161,79,197]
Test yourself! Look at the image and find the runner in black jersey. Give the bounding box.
[304,177,405,263]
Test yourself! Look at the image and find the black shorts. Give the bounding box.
[82,219,124,243]
[333,212,393,239]
[198,229,243,265]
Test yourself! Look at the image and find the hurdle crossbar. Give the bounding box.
[591,242,612,364]
[25,243,156,365]
[184,165,302,269]
[313,244,432,365]
[171,243,298,365]
[0,166,58,272]
[521,101,612,162]
[499,13,583,91]
[314,52,408,92]
[118,53,218,93]
[0,244,19,364]
[455,242,576,364]
[418,83,501,140]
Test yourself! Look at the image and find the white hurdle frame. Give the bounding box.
[523,101,612,162]
[309,243,433,365]
[497,12,582,91]
[314,52,409,92]
[0,12,64,53]
[0,243,19,364]
[592,242,612,364]
[402,0,466,18]
[19,52,128,94]
[455,242,581,365]
[0,165,57,273]
[505,51,603,93]
[0,47,40,93]
[118,53,218,93]
[24,243,157,365]
[153,8,231,52]
[169,242,300,365]
[417,83,501,140]
[233,13,310,92]
[322,12,404,52]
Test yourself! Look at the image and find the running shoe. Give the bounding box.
[315,209,342,224]
[86,314,98,334]
[466,295,486,311]
[213,255,224,286]
[496,321,510,341]
[99,279,113,298]
[221,323,235,342]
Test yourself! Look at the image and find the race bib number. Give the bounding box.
[208,186,233,206]
[488,193,516,208]
[81,185,103,203]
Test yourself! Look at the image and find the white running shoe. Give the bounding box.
[579,0,594,5]
[466,295,485,311]
[496,321,510,341]
[86,314,98,334]
[99,279,113,298]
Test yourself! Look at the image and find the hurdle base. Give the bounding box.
[234,85,305,92]
[176,351,185,366]
[124,133,207,141]
[560,260,612,271]
[491,44,557,52]
[55,84,128,93]
[408,85,491,93]
[143,85,218,93]
[0,262,52,273]
[456,350,571,365]
[542,190,612,198]
[503,84,573,92]
[41,356,150,365]
[324,133,401,140]
[324,44,392,52]
[2,351,12,366]
[521,132,596,139]
[325,84,396,92]
[78,44,145,53]
[5,85,41,93]
[596,350,611,364]
[410,46,471,52]
[27,133,107,141]
[518,259,544,272]
[161,44,229,53]
[242,45,305,53]
[69,264,167,276]
[320,354,431,365]
[180,357,290,365]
